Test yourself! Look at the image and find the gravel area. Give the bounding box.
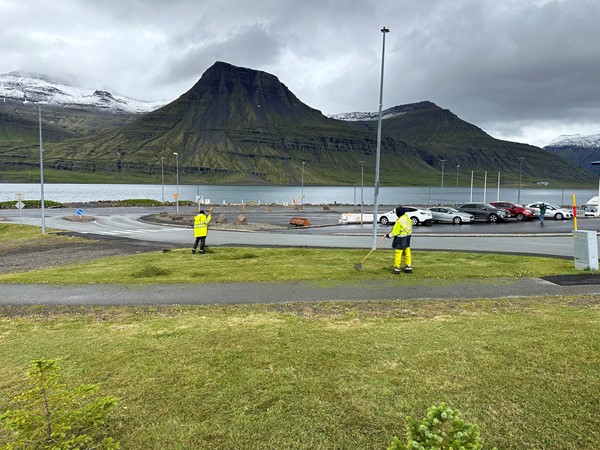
[0,233,170,274]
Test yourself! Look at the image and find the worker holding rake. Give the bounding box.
[386,206,413,274]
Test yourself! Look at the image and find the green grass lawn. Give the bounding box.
[1,299,599,449]
[0,246,582,285]
[1,224,599,449]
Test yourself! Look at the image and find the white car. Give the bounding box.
[525,202,573,220]
[428,207,475,224]
[378,206,433,226]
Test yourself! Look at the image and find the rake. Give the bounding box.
[354,235,387,271]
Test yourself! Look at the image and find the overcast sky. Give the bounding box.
[2,0,599,147]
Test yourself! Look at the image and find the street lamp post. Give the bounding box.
[455,164,460,206]
[38,104,45,234]
[360,160,365,227]
[372,26,389,249]
[517,157,525,204]
[591,161,600,214]
[440,159,446,205]
[300,161,305,207]
[161,156,165,205]
[173,152,179,213]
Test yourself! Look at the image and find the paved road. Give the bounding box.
[2,205,597,257]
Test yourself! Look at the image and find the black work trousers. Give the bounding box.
[193,236,207,253]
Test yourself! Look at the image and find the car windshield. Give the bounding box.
[445,208,459,213]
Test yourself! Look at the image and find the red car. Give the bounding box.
[490,202,535,221]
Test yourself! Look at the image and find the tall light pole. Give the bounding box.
[173,152,179,213]
[161,156,165,205]
[300,161,305,207]
[440,159,446,205]
[360,160,365,227]
[38,104,45,234]
[372,26,389,249]
[591,161,600,213]
[517,157,525,204]
[455,164,460,206]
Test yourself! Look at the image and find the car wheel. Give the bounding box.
[555,213,563,220]
[516,213,524,221]
[453,216,462,224]
[411,217,420,226]
[380,216,389,226]
[489,214,498,223]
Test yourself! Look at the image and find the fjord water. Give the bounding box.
[1,183,597,207]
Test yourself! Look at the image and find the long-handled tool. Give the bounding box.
[354,235,387,271]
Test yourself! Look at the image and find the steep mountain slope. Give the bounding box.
[348,101,591,183]
[545,134,600,171]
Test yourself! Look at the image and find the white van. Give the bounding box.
[582,196,599,217]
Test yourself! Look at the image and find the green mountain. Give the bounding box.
[0,62,594,186]
[356,101,588,185]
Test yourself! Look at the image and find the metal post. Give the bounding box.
[161,156,165,205]
[372,26,389,249]
[173,152,179,213]
[483,171,487,202]
[517,157,525,204]
[38,104,45,234]
[470,170,474,202]
[455,164,460,206]
[360,161,365,227]
[440,159,446,205]
[301,161,305,207]
[497,171,501,201]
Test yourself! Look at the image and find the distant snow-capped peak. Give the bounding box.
[0,71,167,114]
[547,133,600,148]
[329,102,434,122]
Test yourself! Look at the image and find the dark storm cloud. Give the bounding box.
[0,0,598,146]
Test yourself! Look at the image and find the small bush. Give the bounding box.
[0,358,120,449]
[388,403,496,450]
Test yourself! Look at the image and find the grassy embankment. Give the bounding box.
[1,225,599,449]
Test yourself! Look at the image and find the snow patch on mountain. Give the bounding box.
[329,101,435,122]
[546,133,600,149]
[0,71,167,114]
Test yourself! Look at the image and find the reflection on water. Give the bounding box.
[0,182,597,206]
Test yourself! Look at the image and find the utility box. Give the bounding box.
[573,230,599,270]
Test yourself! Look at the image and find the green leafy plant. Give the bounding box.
[388,403,495,450]
[0,358,120,449]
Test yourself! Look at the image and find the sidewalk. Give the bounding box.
[2,276,600,306]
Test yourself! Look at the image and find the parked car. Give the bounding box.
[525,202,573,220]
[490,201,535,221]
[428,207,474,224]
[378,206,433,226]
[457,203,510,223]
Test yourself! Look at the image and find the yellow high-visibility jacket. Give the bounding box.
[194,213,211,237]
[389,213,412,237]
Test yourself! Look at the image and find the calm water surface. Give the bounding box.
[1,183,597,206]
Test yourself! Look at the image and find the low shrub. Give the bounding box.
[0,358,120,449]
[388,403,496,450]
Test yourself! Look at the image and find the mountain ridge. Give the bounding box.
[0,62,595,186]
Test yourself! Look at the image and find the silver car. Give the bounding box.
[429,207,475,224]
